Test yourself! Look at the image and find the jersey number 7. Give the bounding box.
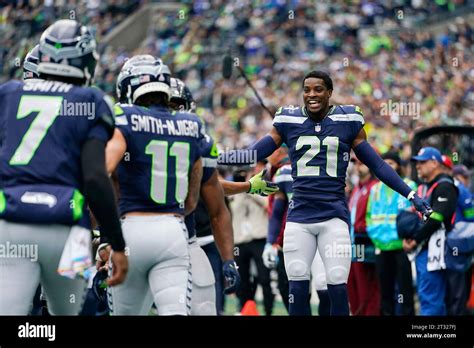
[9,95,63,166]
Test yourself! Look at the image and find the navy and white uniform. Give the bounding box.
[108,104,203,315]
[273,105,364,284]
[0,79,114,315]
[142,128,219,315]
[273,164,327,291]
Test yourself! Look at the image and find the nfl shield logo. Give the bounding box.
[315,124,321,132]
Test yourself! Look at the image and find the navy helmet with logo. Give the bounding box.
[116,55,171,104]
[37,19,99,86]
[23,45,40,81]
[169,77,195,112]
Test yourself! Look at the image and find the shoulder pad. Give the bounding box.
[338,104,364,116]
[273,105,306,124]
[276,105,304,116]
[328,105,364,124]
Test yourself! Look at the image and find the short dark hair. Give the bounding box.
[302,70,333,90]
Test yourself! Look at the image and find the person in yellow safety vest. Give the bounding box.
[366,152,416,315]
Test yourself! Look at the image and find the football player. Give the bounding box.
[170,77,239,315]
[0,20,127,315]
[218,70,431,315]
[263,146,330,315]
[22,45,41,82]
[105,56,203,315]
[168,77,276,315]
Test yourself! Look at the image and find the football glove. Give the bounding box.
[262,243,279,269]
[408,191,432,220]
[223,260,241,294]
[248,169,279,196]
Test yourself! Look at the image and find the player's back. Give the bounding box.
[115,104,202,215]
[0,79,114,226]
[272,104,364,224]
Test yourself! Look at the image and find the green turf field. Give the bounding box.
[223,294,319,316]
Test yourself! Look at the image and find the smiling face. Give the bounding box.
[303,77,332,115]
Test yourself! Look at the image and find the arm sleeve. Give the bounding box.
[217,135,278,165]
[267,198,286,244]
[81,138,125,251]
[353,141,412,198]
[414,183,458,244]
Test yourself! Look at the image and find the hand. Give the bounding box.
[262,243,279,269]
[96,244,111,272]
[409,191,432,220]
[403,239,417,252]
[107,250,128,286]
[248,169,279,196]
[222,260,241,294]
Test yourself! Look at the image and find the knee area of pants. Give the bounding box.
[326,266,349,285]
[287,260,309,279]
[314,273,328,291]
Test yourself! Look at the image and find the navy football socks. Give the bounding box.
[288,280,311,316]
[327,283,349,316]
[317,290,330,316]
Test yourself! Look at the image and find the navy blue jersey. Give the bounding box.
[115,104,203,215]
[185,132,219,239]
[201,134,218,184]
[0,80,114,226]
[273,163,293,200]
[273,104,364,224]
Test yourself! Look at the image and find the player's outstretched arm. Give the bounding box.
[184,158,203,215]
[220,169,279,196]
[105,129,127,174]
[217,127,283,166]
[81,138,128,285]
[352,128,431,217]
[220,180,250,195]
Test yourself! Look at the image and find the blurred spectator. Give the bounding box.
[453,165,472,190]
[366,152,416,315]
[348,157,380,316]
[407,147,458,315]
[441,156,474,315]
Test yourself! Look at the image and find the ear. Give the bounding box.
[328,89,333,97]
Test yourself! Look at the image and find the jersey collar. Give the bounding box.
[302,105,336,121]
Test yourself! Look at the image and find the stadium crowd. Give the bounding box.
[0,0,473,316]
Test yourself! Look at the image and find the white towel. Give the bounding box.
[427,228,446,272]
[57,226,93,280]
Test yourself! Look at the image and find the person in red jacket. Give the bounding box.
[347,156,380,315]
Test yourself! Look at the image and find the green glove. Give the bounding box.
[247,169,279,196]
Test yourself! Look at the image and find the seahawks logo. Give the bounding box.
[77,35,94,54]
